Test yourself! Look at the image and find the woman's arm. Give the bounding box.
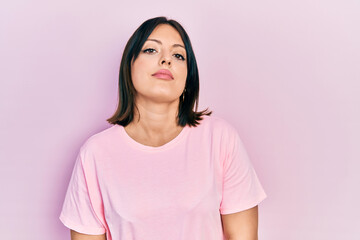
[221,205,259,240]
[70,230,106,240]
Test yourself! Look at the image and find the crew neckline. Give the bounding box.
[115,124,190,152]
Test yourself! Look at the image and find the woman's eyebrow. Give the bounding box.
[146,38,185,49]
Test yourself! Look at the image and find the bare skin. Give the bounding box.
[70,230,106,240]
[221,205,259,240]
[125,23,188,146]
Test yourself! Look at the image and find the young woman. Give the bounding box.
[59,16,267,240]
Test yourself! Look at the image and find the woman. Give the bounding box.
[59,16,267,240]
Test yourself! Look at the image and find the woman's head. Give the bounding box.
[107,16,212,127]
[131,23,188,110]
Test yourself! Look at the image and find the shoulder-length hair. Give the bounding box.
[107,16,212,127]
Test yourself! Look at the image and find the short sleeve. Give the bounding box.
[59,148,106,235]
[219,126,267,215]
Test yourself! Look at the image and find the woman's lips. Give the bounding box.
[152,69,174,80]
[152,73,173,80]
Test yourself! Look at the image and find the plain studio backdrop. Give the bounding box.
[1,0,359,239]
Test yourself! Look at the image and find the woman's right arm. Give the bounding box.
[70,230,106,240]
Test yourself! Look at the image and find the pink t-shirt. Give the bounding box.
[59,115,267,240]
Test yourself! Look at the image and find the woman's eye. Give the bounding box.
[174,54,185,61]
[143,48,156,53]
[143,48,185,61]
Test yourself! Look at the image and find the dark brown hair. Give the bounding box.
[107,16,212,127]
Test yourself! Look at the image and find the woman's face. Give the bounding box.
[131,24,187,105]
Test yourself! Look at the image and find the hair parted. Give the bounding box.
[106,16,212,127]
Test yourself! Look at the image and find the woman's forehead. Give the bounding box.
[146,24,184,46]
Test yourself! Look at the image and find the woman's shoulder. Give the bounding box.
[200,114,237,131]
[79,124,119,152]
[195,115,240,140]
[196,115,242,150]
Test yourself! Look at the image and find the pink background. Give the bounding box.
[1,0,359,239]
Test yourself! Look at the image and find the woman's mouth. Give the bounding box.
[152,73,173,80]
[152,69,174,80]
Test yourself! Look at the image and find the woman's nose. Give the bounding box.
[159,52,171,66]
[161,59,171,65]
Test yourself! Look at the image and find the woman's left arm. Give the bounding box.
[221,205,259,240]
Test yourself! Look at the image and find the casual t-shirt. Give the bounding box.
[59,115,267,240]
